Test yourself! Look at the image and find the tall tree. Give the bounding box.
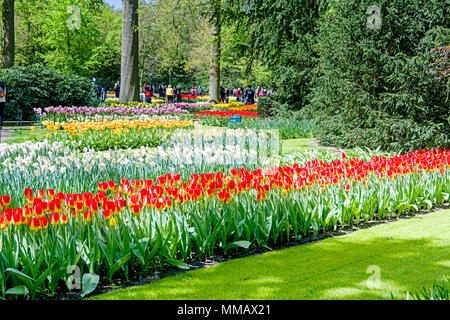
[1,0,15,68]
[208,0,221,103]
[120,0,140,102]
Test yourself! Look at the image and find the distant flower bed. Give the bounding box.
[159,102,212,109]
[181,94,209,101]
[34,106,188,122]
[196,111,260,118]
[229,104,257,111]
[41,118,195,151]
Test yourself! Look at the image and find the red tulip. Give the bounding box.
[83,211,93,222]
[12,212,22,227]
[1,195,10,207]
[28,217,40,232]
[50,212,60,225]
[103,209,111,220]
[40,216,49,229]
[24,188,33,199]
[46,189,55,199]
[256,193,266,201]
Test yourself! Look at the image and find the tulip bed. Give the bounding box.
[41,118,195,151]
[0,129,273,205]
[0,148,448,299]
[181,94,209,101]
[34,106,189,122]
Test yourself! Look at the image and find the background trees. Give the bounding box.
[13,0,121,84]
[120,0,140,102]
[1,0,14,68]
[304,0,449,151]
[0,0,448,150]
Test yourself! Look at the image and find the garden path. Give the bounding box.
[0,129,14,142]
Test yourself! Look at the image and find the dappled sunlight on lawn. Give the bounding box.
[94,210,450,300]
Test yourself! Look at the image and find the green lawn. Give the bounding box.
[93,209,450,300]
[281,138,317,155]
[2,127,47,144]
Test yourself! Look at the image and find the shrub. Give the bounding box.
[0,64,96,121]
[306,0,450,152]
[257,96,275,117]
[316,113,449,153]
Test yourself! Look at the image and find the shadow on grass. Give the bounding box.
[95,231,449,300]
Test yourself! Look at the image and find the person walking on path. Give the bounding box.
[144,85,153,103]
[101,84,108,101]
[226,88,232,103]
[220,87,226,103]
[166,85,174,103]
[114,83,120,98]
[244,85,255,106]
[176,86,182,103]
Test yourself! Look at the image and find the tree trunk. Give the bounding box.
[120,0,140,102]
[209,0,220,104]
[1,0,14,68]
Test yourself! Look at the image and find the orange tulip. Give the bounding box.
[256,193,266,201]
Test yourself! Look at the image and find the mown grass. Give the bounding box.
[2,127,47,144]
[281,138,317,155]
[92,209,450,300]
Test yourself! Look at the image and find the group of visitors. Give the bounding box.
[99,80,271,106]
[142,84,205,104]
[142,84,181,104]
[220,85,272,105]
[189,86,204,96]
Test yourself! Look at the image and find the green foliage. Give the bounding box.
[139,0,210,86]
[257,96,276,117]
[409,279,449,300]
[224,0,326,111]
[306,0,450,152]
[314,115,449,153]
[0,64,95,121]
[14,0,121,83]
